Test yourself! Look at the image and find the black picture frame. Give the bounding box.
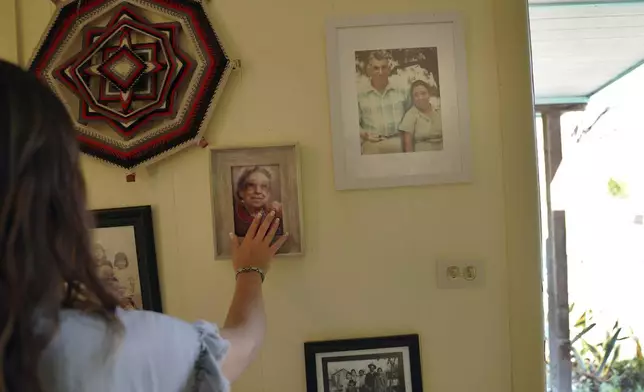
[304,334,423,392]
[92,205,162,313]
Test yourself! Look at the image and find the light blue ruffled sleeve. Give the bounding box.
[192,321,231,392]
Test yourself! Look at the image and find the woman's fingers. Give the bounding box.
[263,217,281,244]
[255,211,276,241]
[244,212,263,242]
[229,232,240,254]
[269,233,289,254]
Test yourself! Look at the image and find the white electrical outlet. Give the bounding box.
[435,260,485,289]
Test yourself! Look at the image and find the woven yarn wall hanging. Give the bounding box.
[30,0,233,179]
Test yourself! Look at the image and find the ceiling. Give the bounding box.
[528,1,644,103]
[530,0,635,3]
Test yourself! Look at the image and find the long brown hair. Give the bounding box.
[0,60,121,392]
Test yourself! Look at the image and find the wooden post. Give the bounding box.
[536,103,585,392]
[543,109,571,392]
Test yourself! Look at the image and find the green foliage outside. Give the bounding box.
[569,305,644,392]
[608,178,627,198]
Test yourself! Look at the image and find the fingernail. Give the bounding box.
[275,218,280,223]
[229,232,234,238]
[269,210,275,216]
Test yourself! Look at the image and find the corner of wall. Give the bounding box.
[492,0,545,391]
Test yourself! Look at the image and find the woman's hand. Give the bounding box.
[360,131,384,142]
[366,132,385,142]
[222,211,288,382]
[230,211,288,275]
[270,201,283,216]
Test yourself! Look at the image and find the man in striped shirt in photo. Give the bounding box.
[357,50,409,155]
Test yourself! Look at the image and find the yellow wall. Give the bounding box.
[11,0,542,391]
[0,0,17,62]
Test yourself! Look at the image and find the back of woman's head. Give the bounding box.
[0,60,120,392]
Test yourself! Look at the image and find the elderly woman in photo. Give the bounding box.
[399,79,443,152]
[93,243,109,264]
[233,166,284,238]
[96,258,138,311]
[113,251,143,309]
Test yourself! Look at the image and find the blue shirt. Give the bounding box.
[38,309,230,392]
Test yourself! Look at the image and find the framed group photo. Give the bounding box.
[210,144,304,259]
[326,13,471,190]
[304,334,423,392]
[92,205,162,312]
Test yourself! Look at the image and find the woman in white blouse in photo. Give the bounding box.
[399,79,444,153]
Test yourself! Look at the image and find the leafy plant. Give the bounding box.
[568,305,643,392]
[574,321,623,383]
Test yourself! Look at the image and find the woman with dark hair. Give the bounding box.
[350,368,358,382]
[346,379,358,392]
[233,166,284,238]
[0,60,287,391]
[374,367,387,392]
[399,79,443,153]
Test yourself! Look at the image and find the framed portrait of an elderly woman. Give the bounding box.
[92,206,162,312]
[326,13,472,190]
[210,144,304,259]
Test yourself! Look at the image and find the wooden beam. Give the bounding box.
[541,110,572,392]
[543,111,564,178]
[535,97,588,106]
[536,103,586,114]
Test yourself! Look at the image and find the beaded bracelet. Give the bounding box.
[235,266,265,283]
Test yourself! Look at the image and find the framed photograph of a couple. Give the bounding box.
[326,13,471,190]
[210,144,304,259]
[92,206,162,313]
[304,334,423,392]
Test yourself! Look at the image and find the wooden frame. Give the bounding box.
[326,13,472,190]
[92,205,162,312]
[304,334,423,392]
[209,144,304,259]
